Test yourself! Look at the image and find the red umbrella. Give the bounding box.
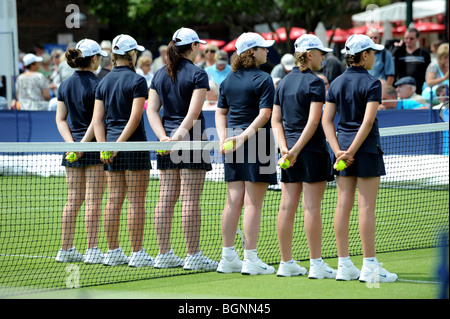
[222,38,238,52]
[262,27,307,42]
[348,25,384,36]
[326,28,350,43]
[199,39,226,50]
[393,22,445,35]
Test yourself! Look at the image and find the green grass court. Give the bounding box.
[0,174,448,299]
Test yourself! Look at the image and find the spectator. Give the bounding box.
[379,85,397,110]
[423,43,449,103]
[392,28,431,94]
[136,54,154,88]
[151,45,168,74]
[205,50,231,85]
[196,43,219,69]
[97,52,112,80]
[58,42,76,83]
[320,52,345,84]
[14,53,51,110]
[433,84,449,109]
[315,73,329,94]
[203,80,219,110]
[366,28,395,86]
[270,53,295,79]
[394,76,427,109]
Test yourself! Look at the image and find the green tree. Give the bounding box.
[86,0,357,53]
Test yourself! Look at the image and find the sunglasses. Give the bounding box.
[205,50,216,53]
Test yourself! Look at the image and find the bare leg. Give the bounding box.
[221,181,245,247]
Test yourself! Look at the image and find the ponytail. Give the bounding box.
[294,52,309,72]
[112,50,136,73]
[65,48,92,69]
[166,41,193,82]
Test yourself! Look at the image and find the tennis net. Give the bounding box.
[0,122,448,296]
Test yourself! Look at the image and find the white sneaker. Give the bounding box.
[336,263,360,281]
[55,247,84,263]
[103,247,130,266]
[184,251,218,271]
[277,261,307,277]
[217,255,243,273]
[154,249,184,269]
[84,247,104,264]
[129,249,155,267]
[359,263,398,283]
[308,261,337,279]
[241,258,275,275]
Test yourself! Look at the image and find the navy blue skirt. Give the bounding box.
[61,151,102,168]
[104,151,152,171]
[281,149,334,183]
[333,147,386,177]
[156,149,212,171]
[224,133,277,185]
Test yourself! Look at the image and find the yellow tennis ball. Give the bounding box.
[278,157,290,170]
[156,150,166,154]
[335,160,346,171]
[101,151,111,160]
[66,152,77,163]
[223,140,234,151]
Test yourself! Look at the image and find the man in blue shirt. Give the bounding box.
[205,50,231,85]
[366,28,395,86]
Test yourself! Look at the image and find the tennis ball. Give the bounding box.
[335,160,346,171]
[156,150,166,154]
[278,157,290,170]
[101,151,111,160]
[66,152,77,163]
[223,140,234,151]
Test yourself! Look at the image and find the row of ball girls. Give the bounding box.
[54,27,397,283]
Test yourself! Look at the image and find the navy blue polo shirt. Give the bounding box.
[274,67,327,151]
[57,70,100,142]
[218,68,274,130]
[326,66,382,153]
[95,66,148,142]
[150,58,210,140]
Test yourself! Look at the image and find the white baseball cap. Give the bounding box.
[172,27,206,46]
[235,32,275,56]
[76,39,108,58]
[294,34,333,53]
[344,34,384,55]
[280,54,295,71]
[112,34,145,55]
[23,53,43,67]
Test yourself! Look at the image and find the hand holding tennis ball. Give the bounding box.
[223,140,234,151]
[101,151,111,160]
[65,152,77,163]
[334,160,346,171]
[278,157,290,170]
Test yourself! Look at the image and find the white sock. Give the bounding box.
[310,257,323,265]
[338,256,353,266]
[363,257,378,266]
[222,246,237,261]
[244,249,258,262]
[281,259,294,264]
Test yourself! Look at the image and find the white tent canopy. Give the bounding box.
[352,0,446,24]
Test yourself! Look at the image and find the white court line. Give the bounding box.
[397,278,442,285]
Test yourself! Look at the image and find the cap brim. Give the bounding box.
[136,45,145,52]
[99,50,109,57]
[198,40,207,45]
[261,40,275,48]
[372,44,384,51]
[319,48,333,53]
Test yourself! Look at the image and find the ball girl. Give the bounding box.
[215,32,277,275]
[322,34,398,282]
[272,34,336,279]
[93,34,153,267]
[147,27,218,270]
[55,39,108,264]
